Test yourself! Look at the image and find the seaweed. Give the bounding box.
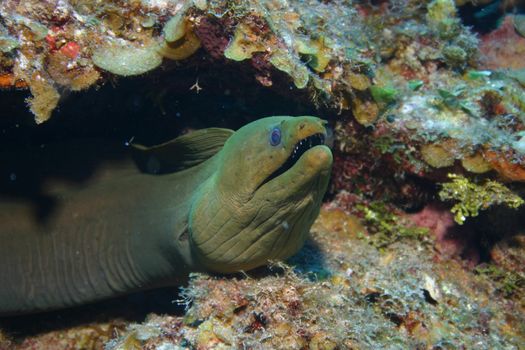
[438,174,524,224]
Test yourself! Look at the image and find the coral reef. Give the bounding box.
[101,209,525,348]
[2,0,525,348]
[1,0,525,185]
[1,320,127,350]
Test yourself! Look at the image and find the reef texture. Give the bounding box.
[2,205,523,349]
[2,0,525,348]
[2,0,525,190]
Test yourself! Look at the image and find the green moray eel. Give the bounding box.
[0,116,332,315]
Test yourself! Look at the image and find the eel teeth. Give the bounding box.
[260,133,326,188]
[289,133,325,165]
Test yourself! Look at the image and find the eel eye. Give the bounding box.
[270,127,281,146]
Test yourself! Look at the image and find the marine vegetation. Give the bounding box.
[438,173,524,224]
[474,263,525,298]
[356,201,430,249]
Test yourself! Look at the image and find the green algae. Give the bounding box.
[439,174,524,224]
[475,264,525,298]
[356,202,429,249]
[466,70,492,80]
[408,80,424,91]
[370,86,399,105]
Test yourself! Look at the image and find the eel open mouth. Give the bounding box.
[261,133,326,187]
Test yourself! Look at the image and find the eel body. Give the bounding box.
[0,116,332,315]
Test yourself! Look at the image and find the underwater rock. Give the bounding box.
[6,320,126,350]
[2,200,524,348]
[295,37,332,73]
[345,72,371,91]
[269,51,310,89]
[490,234,525,273]
[480,15,525,69]
[484,150,525,182]
[193,16,229,60]
[160,28,201,61]
[46,51,100,90]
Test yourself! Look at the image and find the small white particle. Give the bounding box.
[124,136,135,147]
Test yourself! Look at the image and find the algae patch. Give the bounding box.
[439,174,524,224]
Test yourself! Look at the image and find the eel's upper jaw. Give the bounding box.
[258,132,326,189]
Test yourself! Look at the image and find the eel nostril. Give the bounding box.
[299,123,305,130]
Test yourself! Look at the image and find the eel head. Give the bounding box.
[189,116,333,273]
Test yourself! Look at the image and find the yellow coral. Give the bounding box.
[420,142,456,168]
[159,10,201,61]
[160,28,201,60]
[461,152,492,174]
[345,72,371,91]
[351,96,379,125]
[296,37,332,73]
[224,23,267,61]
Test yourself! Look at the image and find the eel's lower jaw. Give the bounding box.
[258,133,326,189]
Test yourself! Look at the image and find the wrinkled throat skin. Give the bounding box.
[189,116,333,272]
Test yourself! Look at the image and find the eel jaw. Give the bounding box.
[259,132,326,188]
